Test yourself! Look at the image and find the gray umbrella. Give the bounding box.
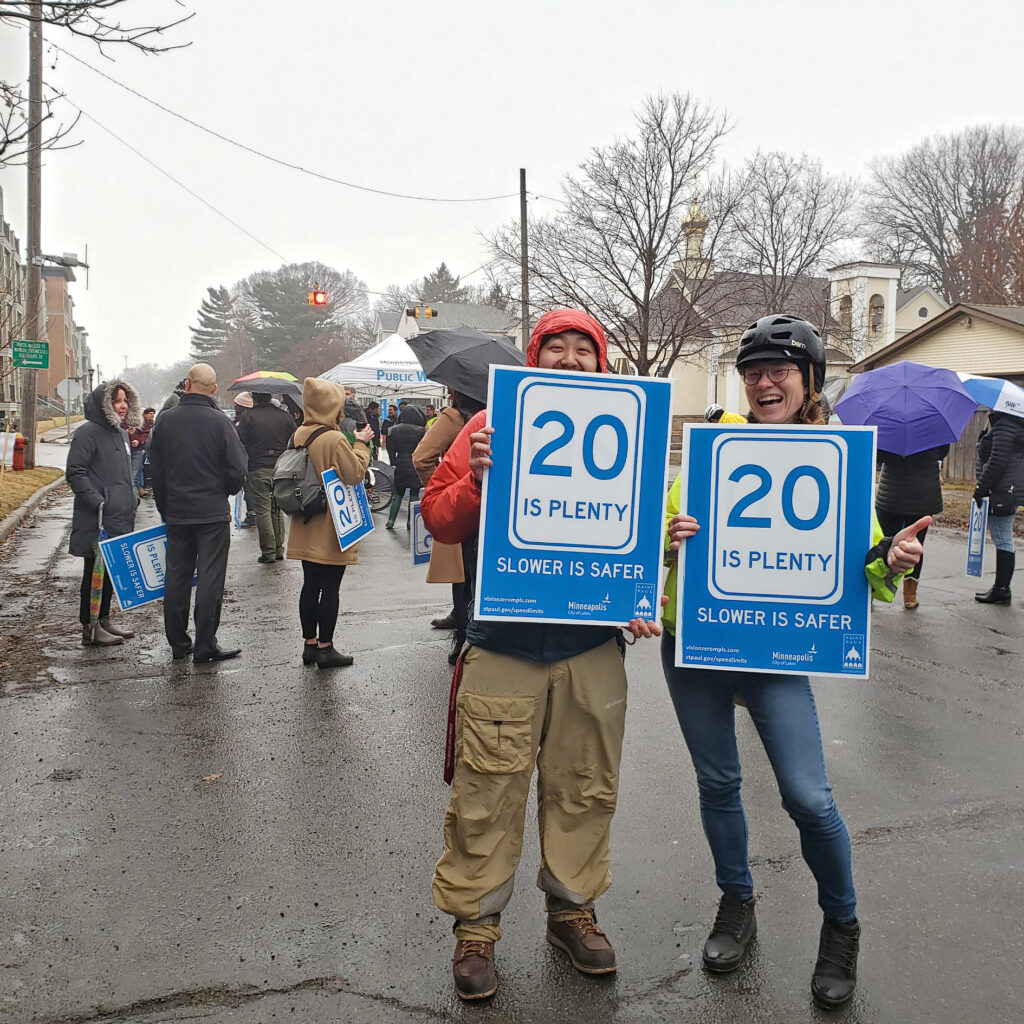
[408,326,525,404]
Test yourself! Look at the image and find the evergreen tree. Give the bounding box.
[421,262,468,303]
[189,286,235,361]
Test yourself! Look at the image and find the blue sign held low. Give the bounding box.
[411,501,432,565]
[323,468,374,552]
[99,524,194,610]
[966,496,988,577]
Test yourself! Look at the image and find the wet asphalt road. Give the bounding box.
[1,488,1022,1024]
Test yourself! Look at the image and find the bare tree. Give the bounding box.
[489,93,732,376]
[865,124,1024,303]
[731,151,859,315]
[0,1,193,166]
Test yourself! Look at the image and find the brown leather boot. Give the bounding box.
[902,577,919,609]
[100,617,135,639]
[452,939,497,1000]
[546,911,617,974]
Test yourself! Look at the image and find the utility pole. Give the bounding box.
[519,168,530,350]
[20,0,43,470]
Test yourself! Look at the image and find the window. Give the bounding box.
[869,294,884,333]
[838,295,852,333]
[918,306,929,318]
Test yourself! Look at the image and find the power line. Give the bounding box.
[50,43,520,205]
[63,98,291,264]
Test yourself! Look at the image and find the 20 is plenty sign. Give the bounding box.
[676,424,876,678]
[476,366,672,625]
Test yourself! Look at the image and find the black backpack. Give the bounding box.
[272,426,332,520]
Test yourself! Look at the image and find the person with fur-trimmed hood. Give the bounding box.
[66,378,142,646]
[421,309,662,1001]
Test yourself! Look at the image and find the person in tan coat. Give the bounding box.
[413,392,486,664]
[286,377,373,669]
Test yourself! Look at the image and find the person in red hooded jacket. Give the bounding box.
[422,309,661,1001]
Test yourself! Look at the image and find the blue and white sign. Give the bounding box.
[966,496,988,577]
[676,424,876,678]
[476,365,673,625]
[99,524,194,610]
[411,500,432,565]
[323,468,374,552]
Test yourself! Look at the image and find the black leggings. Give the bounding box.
[79,554,113,625]
[876,509,931,580]
[299,561,346,643]
[452,581,471,635]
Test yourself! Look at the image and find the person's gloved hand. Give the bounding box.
[973,488,988,507]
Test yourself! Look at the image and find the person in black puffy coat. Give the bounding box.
[384,405,426,529]
[875,444,949,609]
[973,412,1024,604]
[66,379,141,646]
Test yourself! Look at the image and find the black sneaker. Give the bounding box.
[702,893,756,973]
[811,916,860,1010]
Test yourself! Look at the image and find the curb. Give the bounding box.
[0,476,67,545]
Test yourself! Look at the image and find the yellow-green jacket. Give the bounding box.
[661,472,906,635]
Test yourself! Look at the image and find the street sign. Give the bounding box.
[323,468,373,552]
[99,524,195,610]
[475,365,673,625]
[675,424,876,678]
[411,501,432,565]
[12,339,48,369]
[966,496,988,577]
[56,378,81,404]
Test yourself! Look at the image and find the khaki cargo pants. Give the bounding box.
[433,637,627,942]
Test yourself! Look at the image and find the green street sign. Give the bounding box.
[12,339,49,369]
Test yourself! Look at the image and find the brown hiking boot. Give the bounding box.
[452,939,497,1000]
[546,911,617,974]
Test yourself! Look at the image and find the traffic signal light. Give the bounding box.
[308,289,327,306]
[404,306,438,318]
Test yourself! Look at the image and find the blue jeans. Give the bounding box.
[660,634,856,921]
[131,449,146,489]
[989,512,1017,553]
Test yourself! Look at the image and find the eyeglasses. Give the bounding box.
[740,365,799,386]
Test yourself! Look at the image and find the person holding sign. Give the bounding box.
[422,309,661,1002]
[660,315,930,1010]
[285,378,373,668]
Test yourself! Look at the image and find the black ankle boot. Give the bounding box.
[811,916,860,1009]
[302,643,318,665]
[315,645,354,669]
[448,631,466,666]
[976,549,1014,604]
[702,893,756,973]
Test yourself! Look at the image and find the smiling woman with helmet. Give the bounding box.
[659,314,931,1010]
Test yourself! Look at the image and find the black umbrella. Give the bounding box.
[408,326,525,404]
[227,370,301,396]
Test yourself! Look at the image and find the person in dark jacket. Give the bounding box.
[973,411,1024,604]
[380,403,400,450]
[384,405,426,529]
[148,363,248,663]
[365,401,382,453]
[421,309,662,1001]
[236,392,295,563]
[232,392,257,526]
[128,407,155,499]
[875,444,948,609]
[66,379,142,646]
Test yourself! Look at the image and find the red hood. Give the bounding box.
[527,309,608,371]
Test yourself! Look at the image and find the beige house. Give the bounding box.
[0,186,25,428]
[848,302,1024,379]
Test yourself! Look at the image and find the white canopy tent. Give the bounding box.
[320,332,444,399]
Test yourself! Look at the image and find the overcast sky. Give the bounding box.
[1,0,1023,378]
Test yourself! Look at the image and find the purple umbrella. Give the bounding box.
[835,361,978,456]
